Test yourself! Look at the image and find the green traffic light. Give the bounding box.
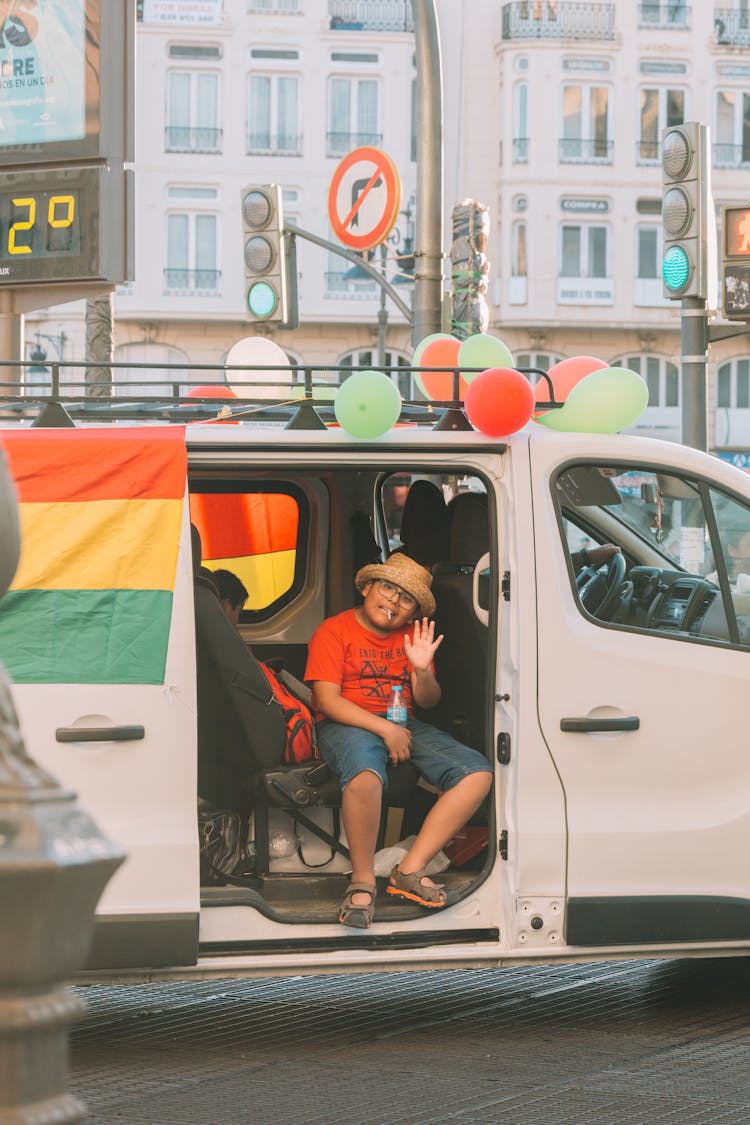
[663,245,690,292]
[247,280,277,318]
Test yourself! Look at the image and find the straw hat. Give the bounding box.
[355,552,435,617]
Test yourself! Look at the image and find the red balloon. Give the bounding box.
[186,384,237,399]
[418,337,465,401]
[534,356,607,412]
[464,368,535,437]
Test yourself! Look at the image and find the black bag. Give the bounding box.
[198,800,258,888]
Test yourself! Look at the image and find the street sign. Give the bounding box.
[327,146,401,252]
[721,204,750,320]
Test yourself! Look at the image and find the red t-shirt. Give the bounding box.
[305,608,414,717]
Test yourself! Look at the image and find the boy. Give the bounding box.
[305,553,493,929]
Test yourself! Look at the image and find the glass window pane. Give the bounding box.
[168,72,191,126]
[589,226,606,277]
[640,89,658,158]
[250,76,271,140]
[638,227,658,278]
[196,73,218,129]
[330,78,350,133]
[563,86,582,138]
[738,359,749,408]
[716,91,736,146]
[278,76,297,144]
[667,88,684,127]
[561,225,581,276]
[590,87,609,149]
[711,489,750,602]
[357,79,378,136]
[645,356,660,405]
[718,364,732,407]
[743,93,750,162]
[167,214,189,269]
[512,221,527,277]
[195,214,216,270]
[666,362,679,407]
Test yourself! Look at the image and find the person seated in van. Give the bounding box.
[305,553,493,929]
[571,543,621,572]
[212,568,249,627]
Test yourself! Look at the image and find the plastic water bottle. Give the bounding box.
[387,683,408,725]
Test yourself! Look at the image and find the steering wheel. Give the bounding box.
[576,551,626,619]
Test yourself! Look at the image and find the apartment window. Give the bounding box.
[560,85,612,163]
[166,71,221,153]
[718,359,750,409]
[513,82,529,162]
[165,211,219,294]
[715,90,750,168]
[638,87,684,162]
[561,224,608,277]
[328,76,380,157]
[616,355,679,407]
[247,74,301,154]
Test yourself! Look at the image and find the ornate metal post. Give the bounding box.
[0,448,125,1123]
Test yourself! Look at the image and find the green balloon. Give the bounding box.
[411,333,457,398]
[334,370,402,438]
[537,367,649,434]
[458,334,513,383]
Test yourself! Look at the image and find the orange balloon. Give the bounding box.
[464,368,535,437]
[418,337,465,401]
[186,384,237,399]
[534,356,607,412]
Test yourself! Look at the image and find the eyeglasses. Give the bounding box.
[377,578,417,611]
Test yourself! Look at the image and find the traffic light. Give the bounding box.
[721,205,750,320]
[661,122,710,300]
[241,184,288,323]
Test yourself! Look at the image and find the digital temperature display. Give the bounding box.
[0,164,123,285]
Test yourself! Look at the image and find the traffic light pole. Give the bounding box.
[681,297,708,452]
[284,222,413,323]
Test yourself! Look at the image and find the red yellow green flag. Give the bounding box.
[0,427,186,684]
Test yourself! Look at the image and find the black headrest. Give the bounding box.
[399,480,450,567]
[447,492,489,566]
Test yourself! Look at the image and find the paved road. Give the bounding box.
[70,956,750,1124]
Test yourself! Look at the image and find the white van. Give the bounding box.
[1,411,749,979]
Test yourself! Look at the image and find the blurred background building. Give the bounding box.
[24,0,750,457]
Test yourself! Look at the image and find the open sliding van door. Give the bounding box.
[0,427,200,970]
[530,429,750,952]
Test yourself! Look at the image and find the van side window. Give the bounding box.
[189,484,307,619]
[554,462,750,650]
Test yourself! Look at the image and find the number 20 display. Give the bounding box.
[2,193,80,259]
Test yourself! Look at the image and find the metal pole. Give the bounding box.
[411,0,444,347]
[377,243,388,367]
[681,296,708,451]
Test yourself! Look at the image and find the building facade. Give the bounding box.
[26,0,750,454]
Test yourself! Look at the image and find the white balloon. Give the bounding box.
[225,336,292,400]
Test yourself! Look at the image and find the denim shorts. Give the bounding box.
[316,715,493,792]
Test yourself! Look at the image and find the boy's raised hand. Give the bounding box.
[404,616,444,671]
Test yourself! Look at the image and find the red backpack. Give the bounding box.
[259,663,319,764]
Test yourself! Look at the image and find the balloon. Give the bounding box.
[537,367,649,434]
[289,383,334,401]
[458,334,513,384]
[411,334,459,398]
[464,367,535,438]
[418,337,464,401]
[225,336,291,399]
[334,370,402,438]
[185,384,237,399]
[534,355,607,413]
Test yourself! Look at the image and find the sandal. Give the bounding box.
[338,882,377,929]
[386,864,448,909]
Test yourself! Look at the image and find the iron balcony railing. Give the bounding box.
[714,8,750,46]
[713,143,750,169]
[502,1,615,40]
[328,0,413,33]
[165,127,223,154]
[246,132,303,156]
[163,269,221,294]
[559,137,613,163]
[326,130,382,158]
[638,1,690,28]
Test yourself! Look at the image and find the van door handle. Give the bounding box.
[56,725,145,743]
[560,717,640,733]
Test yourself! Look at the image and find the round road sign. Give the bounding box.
[327,146,402,252]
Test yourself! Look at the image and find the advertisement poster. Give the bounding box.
[0,0,88,147]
